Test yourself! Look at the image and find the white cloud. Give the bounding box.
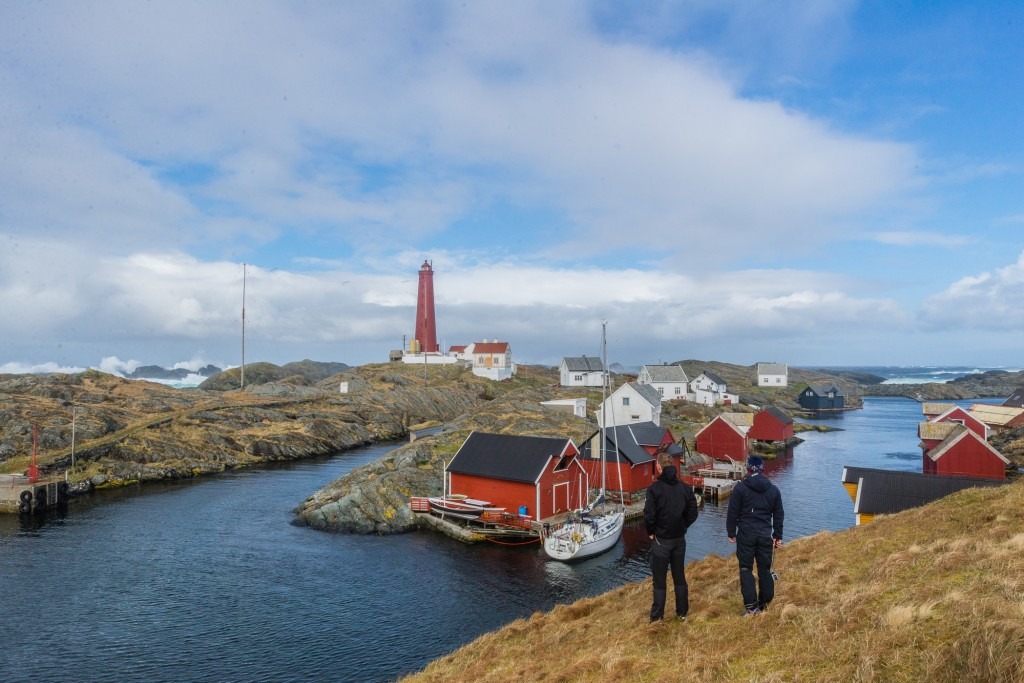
[0,2,919,263]
[920,250,1024,330]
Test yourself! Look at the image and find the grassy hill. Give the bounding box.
[406,480,1024,682]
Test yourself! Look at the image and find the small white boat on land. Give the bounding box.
[427,496,504,517]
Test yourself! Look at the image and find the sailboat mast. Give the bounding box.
[600,321,607,496]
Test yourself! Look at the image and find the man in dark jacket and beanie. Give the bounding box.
[644,452,699,623]
[727,456,784,615]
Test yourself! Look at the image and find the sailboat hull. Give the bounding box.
[542,511,624,561]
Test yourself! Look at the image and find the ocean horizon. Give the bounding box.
[807,365,1022,385]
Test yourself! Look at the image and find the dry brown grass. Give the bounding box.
[404,481,1024,683]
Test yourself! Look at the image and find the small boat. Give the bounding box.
[428,496,503,517]
[542,498,624,562]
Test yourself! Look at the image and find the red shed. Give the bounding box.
[929,405,988,439]
[578,422,681,494]
[749,406,794,442]
[695,414,751,462]
[922,425,1008,480]
[445,431,587,521]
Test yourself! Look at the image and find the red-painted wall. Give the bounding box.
[925,437,1006,480]
[749,411,794,442]
[935,407,987,438]
[450,460,590,520]
[695,417,749,462]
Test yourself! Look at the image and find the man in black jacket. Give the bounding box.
[726,456,784,615]
[644,452,700,623]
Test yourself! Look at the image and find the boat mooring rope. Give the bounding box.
[482,537,540,546]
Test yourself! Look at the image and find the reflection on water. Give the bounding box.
[0,397,991,682]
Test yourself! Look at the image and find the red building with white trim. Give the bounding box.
[578,422,681,494]
[445,432,586,521]
[922,425,1008,480]
[695,414,751,462]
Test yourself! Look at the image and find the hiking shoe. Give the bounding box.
[743,608,761,617]
[674,615,686,623]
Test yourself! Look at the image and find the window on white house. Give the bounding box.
[622,397,630,406]
[674,387,681,395]
[658,387,664,394]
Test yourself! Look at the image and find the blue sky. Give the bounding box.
[0,1,1021,377]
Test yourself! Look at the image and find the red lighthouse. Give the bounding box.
[414,260,439,353]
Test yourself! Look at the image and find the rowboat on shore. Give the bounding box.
[427,496,504,517]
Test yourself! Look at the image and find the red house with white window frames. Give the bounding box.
[445,432,586,521]
[578,422,681,495]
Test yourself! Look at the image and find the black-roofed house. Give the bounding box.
[1004,386,1024,408]
[689,370,738,406]
[597,382,664,427]
[840,466,1006,526]
[445,432,586,521]
[559,356,605,387]
[578,422,682,495]
[798,383,846,410]
[637,364,689,401]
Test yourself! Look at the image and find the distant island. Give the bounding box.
[126,364,223,381]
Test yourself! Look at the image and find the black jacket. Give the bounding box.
[643,466,699,540]
[726,473,784,540]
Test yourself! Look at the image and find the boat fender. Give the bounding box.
[572,533,582,544]
[20,490,32,503]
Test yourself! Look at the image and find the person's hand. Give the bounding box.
[773,538,782,548]
[728,537,735,544]
[649,534,654,540]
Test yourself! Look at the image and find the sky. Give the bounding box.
[1,1,1022,377]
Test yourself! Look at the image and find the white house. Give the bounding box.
[757,362,788,388]
[597,382,663,427]
[466,340,516,381]
[689,370,739,406]
[559,356,605,387]
[637,364,689,401]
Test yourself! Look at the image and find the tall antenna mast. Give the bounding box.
[241,262,246,389]
[601,320,607,495]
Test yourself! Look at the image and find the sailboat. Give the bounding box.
[542,322,625,561]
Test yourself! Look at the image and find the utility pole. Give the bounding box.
[241,262,246,389]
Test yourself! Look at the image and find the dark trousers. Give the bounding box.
[649,535,688,621]
[736,532,775,610]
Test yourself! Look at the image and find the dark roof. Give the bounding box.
[562,356,604,372]
[808,383,845,397]
[761,406,794,425]
[630,382,664,407]
[699,370,726,387]
[581,422,664,465]
[446,432,574,483]
[841,466,1005,516]
[1004,386,1024,408]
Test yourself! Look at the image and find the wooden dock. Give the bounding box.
[0,473,69,514]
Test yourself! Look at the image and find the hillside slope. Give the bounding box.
[407,480,1024,682]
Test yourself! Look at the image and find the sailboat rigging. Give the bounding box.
[541,321,625,561]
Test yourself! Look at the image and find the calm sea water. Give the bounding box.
[0,397,1004,682]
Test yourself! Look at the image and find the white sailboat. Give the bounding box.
[542,322,624,561]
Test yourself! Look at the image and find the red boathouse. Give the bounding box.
[445,432,587,521]
[694,414,751,462]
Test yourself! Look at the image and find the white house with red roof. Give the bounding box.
[465,339,516,380]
